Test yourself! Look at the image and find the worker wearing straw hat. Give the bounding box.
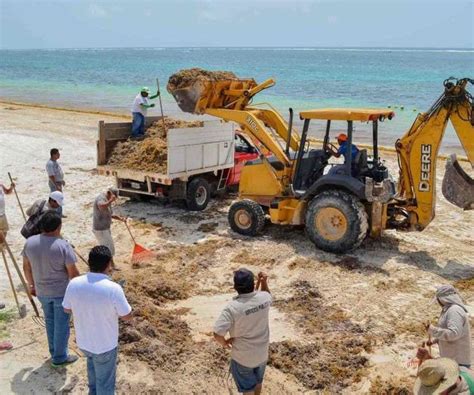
[130,86,160,140]
[414,358,474,394]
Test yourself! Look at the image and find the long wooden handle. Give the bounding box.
[2,234,40,317]
[8,172,26,222]
[156,78,167,132]
[1,249,21,315]
[124,221,137,244]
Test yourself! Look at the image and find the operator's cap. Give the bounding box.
[141,86,150,93]
[108,187,119,197]
[337,133,348,142]
[49,191,64,207]
[234,268,254,291]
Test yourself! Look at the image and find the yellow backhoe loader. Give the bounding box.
[168,73,474,253]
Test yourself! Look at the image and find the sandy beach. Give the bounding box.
[0,102,472,394]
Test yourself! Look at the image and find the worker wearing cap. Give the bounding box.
[130,87,160,140]
[26,191,64,217]
[214,269,272,395]
[413,357,474,394]
[329,133,360,162]
[92,188,126,270]
[426,285,472,368]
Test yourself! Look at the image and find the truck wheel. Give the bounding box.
[305,190,368,253]
[186,178,211,211]
[228,200,265,236]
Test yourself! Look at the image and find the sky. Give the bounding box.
[0,0,473,49]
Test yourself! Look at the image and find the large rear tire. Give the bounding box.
[305,190,368,253]
[228,200,265,236]
[186,178,211,211]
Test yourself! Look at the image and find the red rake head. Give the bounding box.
[131,243,155,264]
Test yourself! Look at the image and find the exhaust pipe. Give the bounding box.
[285,108,293,157]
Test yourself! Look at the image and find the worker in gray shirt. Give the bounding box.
[22,211,80,367]
[92,188,125,270]
[46,148,65,217]
[214,269,272,395]
[426,285,472,368]
[46,148,64,193]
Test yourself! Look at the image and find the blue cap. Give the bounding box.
[234,268,254,291]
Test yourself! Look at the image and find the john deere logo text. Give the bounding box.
[419,144,432,192]
[246,116,258,132]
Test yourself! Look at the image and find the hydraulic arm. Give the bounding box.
[394,77,474,230]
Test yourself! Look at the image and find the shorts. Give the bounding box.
[0,215,9,233]
[93,229,115,256]
[0,215,8,248]
[230,359,267,393]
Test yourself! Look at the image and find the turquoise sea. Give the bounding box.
[0,47,473,149]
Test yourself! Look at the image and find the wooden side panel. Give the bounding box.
[96,116,163,165]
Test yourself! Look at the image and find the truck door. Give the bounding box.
[228,133,259,185]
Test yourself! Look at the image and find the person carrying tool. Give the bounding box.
[413,356,474,395]
[26,191,64,217]
[0,180,15,247]
[22,191,64,239]
[425,285,472,369]
[131,87,160,140]
[63,245,132,394]
[92,188,126,270]
[214,269,272,395]
[22,211,80,367]
[46,148,65,217]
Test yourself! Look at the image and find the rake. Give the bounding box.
[1,234,44,326]
[123,221,155,264]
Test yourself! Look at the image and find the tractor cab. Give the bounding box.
[293,108,395,195]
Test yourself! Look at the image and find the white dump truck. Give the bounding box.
[96,116,259,210]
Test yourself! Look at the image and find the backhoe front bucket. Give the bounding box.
[167,69,257,114]
[169,83,207,113]
[442,154,474,210]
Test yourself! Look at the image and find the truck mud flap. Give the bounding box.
[442,154,474,210]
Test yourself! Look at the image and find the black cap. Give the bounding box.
[234,268,254,292]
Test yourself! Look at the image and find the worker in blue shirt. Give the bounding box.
[329,133,359,162]
[327,133,361,176]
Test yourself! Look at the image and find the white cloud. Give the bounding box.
[89,4,107,18]
[327,15,338,24]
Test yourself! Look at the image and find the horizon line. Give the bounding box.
[1,45,473,51]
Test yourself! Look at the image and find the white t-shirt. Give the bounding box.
[0,185,5,216]
[63,273,132,354]
[214,291,272,368]
[131,93,149,116]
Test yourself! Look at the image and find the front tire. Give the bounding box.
[228,200,265,236]
[305,190,368,253]
[186,178,211,211]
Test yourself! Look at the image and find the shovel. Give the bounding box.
[442,154,474,210]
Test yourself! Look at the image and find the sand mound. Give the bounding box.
[106,118,203,173]
[167,68,237,91]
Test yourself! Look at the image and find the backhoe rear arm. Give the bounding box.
[395,78,474,230]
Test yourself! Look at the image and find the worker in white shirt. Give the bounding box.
[130,87,160,140]
[63,245,132,394]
